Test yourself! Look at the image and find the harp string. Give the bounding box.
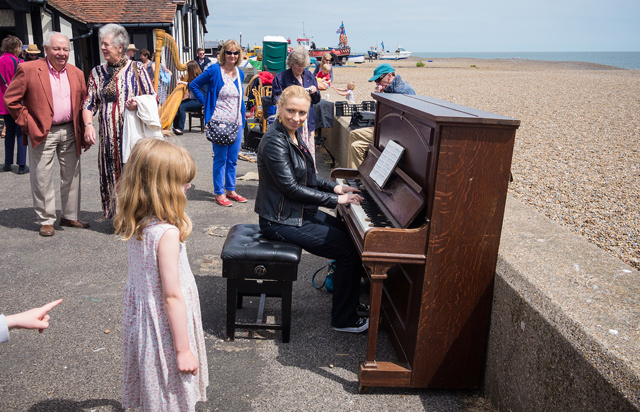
[154,29,188,130]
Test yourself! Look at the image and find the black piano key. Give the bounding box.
[344,177,392,228]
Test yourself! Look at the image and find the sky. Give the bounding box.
[204,0,640,53]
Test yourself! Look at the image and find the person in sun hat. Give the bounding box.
[347,63,416,169]
[126,43,138,60]
[25,44,41,61]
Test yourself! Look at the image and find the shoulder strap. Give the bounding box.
[236,68,242,121]
[0,55,19,86]
[9,55,17,71]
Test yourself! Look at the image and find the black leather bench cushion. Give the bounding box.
[221,224,302,264]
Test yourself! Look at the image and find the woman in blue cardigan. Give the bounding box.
[190,39,247,207]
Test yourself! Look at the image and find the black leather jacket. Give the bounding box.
[255,120,338,226]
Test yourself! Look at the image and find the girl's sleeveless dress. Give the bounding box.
[122,219,208,411]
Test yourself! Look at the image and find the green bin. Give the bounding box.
[262,37,288,74]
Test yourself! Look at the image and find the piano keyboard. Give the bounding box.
[338,178,393,232]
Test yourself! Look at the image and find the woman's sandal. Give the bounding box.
[215,196,232,207]
[226,193,247,203]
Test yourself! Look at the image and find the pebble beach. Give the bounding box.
[324,57,640,270]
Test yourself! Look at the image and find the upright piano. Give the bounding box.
[331,93,520,390]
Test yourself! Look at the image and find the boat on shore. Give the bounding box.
[348,54,365,63]
[296,21,351,66]
[379,46,411,60]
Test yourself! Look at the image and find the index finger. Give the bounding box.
[41,299,63,313]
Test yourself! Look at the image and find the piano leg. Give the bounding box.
[358,262,412,389]
[363,270,387,367]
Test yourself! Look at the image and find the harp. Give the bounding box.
[154,29,189,130]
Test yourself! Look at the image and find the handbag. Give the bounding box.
[311,260,335,293]
[349,111,375,129]
[206,120,239,144]
[205,68,241,145]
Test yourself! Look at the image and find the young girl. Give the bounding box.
[114,138,208,411]
[332,81,356,104]
[316,63,332,90]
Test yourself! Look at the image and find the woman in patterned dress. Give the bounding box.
[82,24,156,219]
[189,39,247,207]
[114,139,208,411]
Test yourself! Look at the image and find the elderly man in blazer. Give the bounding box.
[4,32,91,237]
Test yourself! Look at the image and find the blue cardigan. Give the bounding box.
[190,63,246,127]
[272,68,321,132]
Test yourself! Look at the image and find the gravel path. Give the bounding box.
[326,58,640,269]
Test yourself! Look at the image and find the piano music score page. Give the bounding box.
[369,140,405,189]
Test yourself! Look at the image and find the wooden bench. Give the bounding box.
[221,224,302,343]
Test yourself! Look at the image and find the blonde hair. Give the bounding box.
[114,139,196,242]
[276,85,311,119]
[321,63,331,73]
[347,81,356,90]
[218,39,243,67]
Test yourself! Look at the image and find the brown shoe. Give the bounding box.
[39,224,55,237]
[59,218,90,229]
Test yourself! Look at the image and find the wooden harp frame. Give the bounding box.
[153,29,188,92]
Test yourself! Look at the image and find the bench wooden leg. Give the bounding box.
[281,281,293,343]
[224,277,296,343]
[226,279,238,341]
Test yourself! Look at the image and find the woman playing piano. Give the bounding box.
[255,85,369,333]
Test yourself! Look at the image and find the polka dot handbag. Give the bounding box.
[205,119,239,145]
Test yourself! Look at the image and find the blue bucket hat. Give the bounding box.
[368,63,395,82]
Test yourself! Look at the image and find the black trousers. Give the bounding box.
[259,211,362,328]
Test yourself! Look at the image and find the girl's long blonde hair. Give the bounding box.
[114,139,196,242]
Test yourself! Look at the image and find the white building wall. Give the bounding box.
[26,13,33,45]
[40,10,52,34]
[59,17,75,66]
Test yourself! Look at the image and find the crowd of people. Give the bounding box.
[1,23,415,410]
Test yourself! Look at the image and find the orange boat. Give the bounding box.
[296,21,351,66]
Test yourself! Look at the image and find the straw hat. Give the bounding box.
[127,44,138,52]
[26,44,41,54]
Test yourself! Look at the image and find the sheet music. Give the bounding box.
[370,140,405,188]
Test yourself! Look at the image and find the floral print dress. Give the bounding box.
[122,219,208,411]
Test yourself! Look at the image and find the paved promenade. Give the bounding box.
[0,130,494,411]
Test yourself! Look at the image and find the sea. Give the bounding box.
[410,52,640,70]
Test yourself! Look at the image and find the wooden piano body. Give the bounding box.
[331,93,519,390]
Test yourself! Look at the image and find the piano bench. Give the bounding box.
[221,224,302,343]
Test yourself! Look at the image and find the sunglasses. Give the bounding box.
[375,73,390,83]
[225,50,239,56]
